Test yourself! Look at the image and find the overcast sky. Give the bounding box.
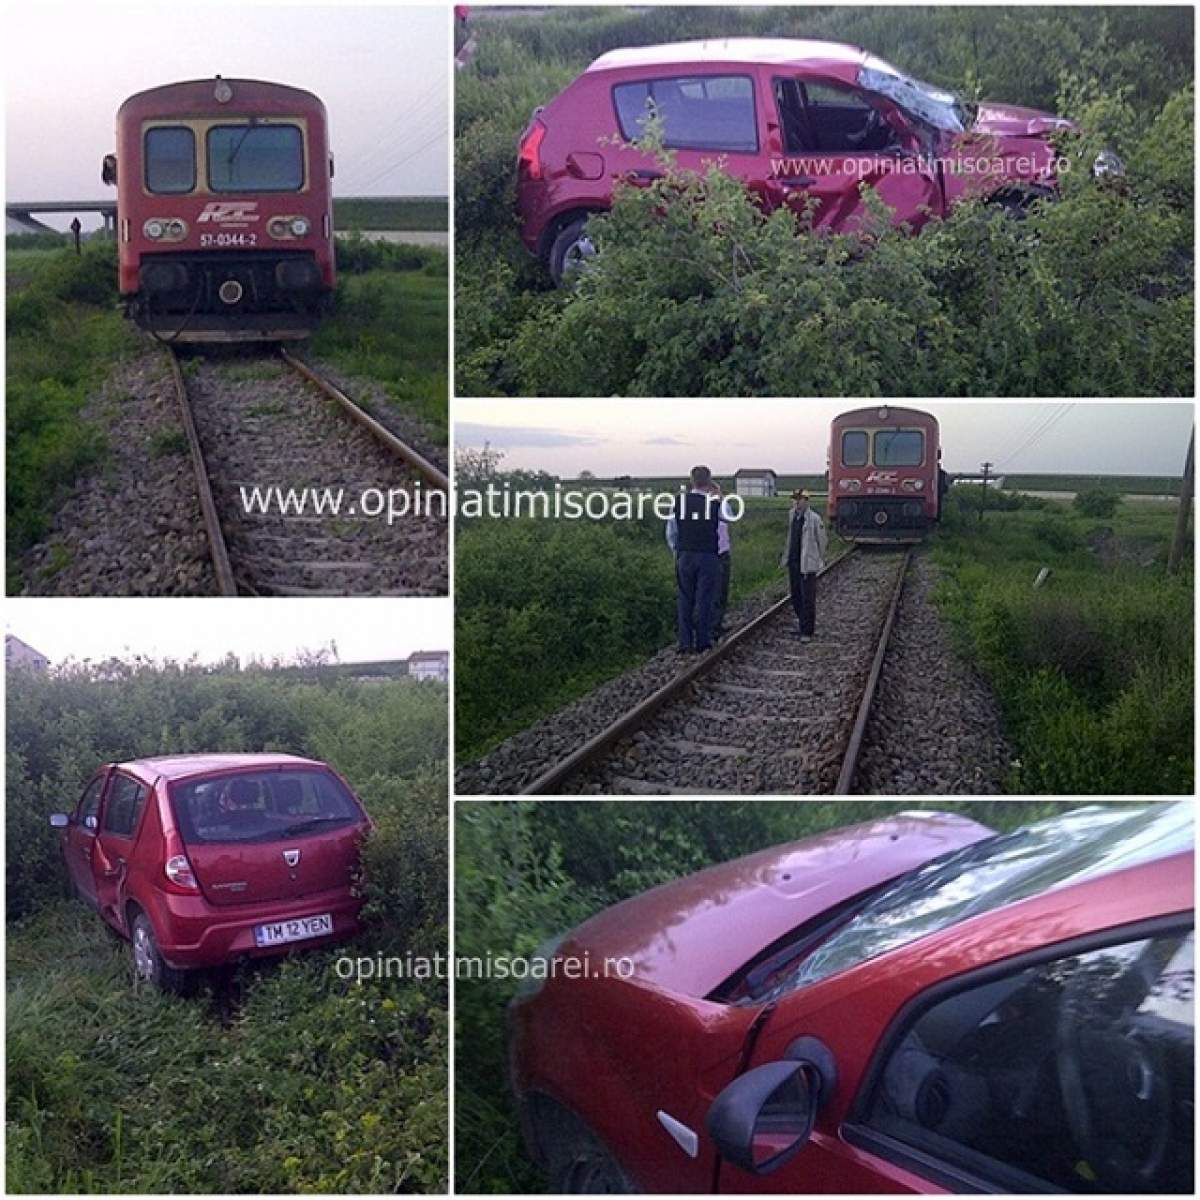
[7,1,448,227]
[6,598,449,668]
[456,401,1193,478]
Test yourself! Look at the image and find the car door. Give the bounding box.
[729,922,1195,1193]
[92,771,150,924]
[604,69,770,203]
[63,771,110,908]
[763,74,942,232]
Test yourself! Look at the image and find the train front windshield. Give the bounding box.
[207,124,304,192]
[840,428,926,468]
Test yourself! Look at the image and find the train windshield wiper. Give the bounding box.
[225,120,260,171]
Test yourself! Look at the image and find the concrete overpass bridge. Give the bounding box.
[7,200,116,236]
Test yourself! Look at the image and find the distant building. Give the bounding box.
[407,650,449,683]
[734,468,778,498]
[6,635,49,672]
[952,475,1006,489]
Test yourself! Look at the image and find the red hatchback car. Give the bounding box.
[509,804,1194,1193]
[50,753,372,991]
[515,37,1107,283]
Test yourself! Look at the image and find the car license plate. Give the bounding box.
[254,913,333,947]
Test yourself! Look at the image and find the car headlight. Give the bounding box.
[290,216,311,237]
[1093,149,1126,180]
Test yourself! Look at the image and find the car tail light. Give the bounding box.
[164,853,199,893]
[518,120,546,182]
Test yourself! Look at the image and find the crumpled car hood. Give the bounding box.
[972,100,1074,138]
[559,811,994,1000]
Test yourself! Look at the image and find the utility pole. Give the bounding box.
[979,461,992,523]
[1168,428,1193,574]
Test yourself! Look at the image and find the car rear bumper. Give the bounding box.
[146,885,364,969]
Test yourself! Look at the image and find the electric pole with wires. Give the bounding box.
[979,461,993,522]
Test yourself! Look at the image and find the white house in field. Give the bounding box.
[6,634,49,672]
[734,468,778,498]
[407,650,449,683]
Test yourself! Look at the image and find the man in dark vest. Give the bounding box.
[780,489,828,641]
[665,465,722,654]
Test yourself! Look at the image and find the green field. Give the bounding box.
[1001,474,1182,495]
[455,5,1193,397]
[6,662,448,1193]
[333,196,448,232]
[455,798,1080,1192]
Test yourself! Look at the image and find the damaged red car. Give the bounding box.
[50,753,372,991]
[516,38,1120,283]
[509,804,1193,1192]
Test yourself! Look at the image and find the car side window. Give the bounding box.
[799,78,892,154]
[102,774,148,839]
[860,929,1194,1193]
[76,776,105,830]
[613,74,758,153]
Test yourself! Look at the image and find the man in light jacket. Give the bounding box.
[780,489,827,642]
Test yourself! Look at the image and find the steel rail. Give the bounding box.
[165,348,239,597]
[833,546,913,795]
[279,349,450,493]
[519,548,859,795]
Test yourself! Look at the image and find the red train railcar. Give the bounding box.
[104,76,335,342]
[827,406,944,543]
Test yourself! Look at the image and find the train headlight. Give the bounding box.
[290,216,311,237]
[144,219,165,240]
[166,218,187,240]
[900,479,926,492]
[838,479,862,492]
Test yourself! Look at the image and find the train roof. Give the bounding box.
[833,405,938,425]
[118,77,325,120]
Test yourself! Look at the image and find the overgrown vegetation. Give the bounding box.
[6,242,134,574]
[933,494,1193,793]
[455,452,825,759]
[455,798,1079,1192]
[456,5,1193,396]
[6,662,448,1193]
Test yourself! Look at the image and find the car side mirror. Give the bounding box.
[705,1037,837,1176]
[101,154,117,186]
[49,813,70,828]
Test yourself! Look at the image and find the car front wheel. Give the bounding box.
[548,216,598,287]
[542,1112,635,1194]
[130,911,188,994]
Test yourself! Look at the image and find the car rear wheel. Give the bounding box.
[548,216,598,287]
[130,911,188,994]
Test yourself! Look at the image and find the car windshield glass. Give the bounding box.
[874,429,923,466]
[752,802,1193,1003]
[171,768,358,844]
[857,66,967,133]
[207,123,303,192]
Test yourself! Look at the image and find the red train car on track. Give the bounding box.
[104,77,335,342]
[828,406,944,542]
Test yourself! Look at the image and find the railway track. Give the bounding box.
[166,346,448,596]
[520,546,913,795]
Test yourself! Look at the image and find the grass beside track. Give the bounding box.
[333,196,448,232]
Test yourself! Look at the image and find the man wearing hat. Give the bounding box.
[780,489,828,641]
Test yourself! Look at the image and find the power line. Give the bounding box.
[996,404,1075,469]
[351,124,449,192]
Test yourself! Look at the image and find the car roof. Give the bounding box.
[586,37,892,74]
[116,752,323,782]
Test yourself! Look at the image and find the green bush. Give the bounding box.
[455,6,1194,397]
[1073,482,1122,517]
[6,662,449,1192]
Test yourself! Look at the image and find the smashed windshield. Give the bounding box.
[752,802,1193,1003]
[858,66,968,133]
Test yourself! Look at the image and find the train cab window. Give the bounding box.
[207,124,304,193]
[874,429,924,467]
[860,929,1194,1193]
[144,126,196,194]
[841,430,869,467]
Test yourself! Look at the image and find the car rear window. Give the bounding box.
[613,74,758,153]
[874,429,924,466]
[207,123,304,192]
[144,126,196,194]
[751,802,1193,1002]
[171,769,359,844]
